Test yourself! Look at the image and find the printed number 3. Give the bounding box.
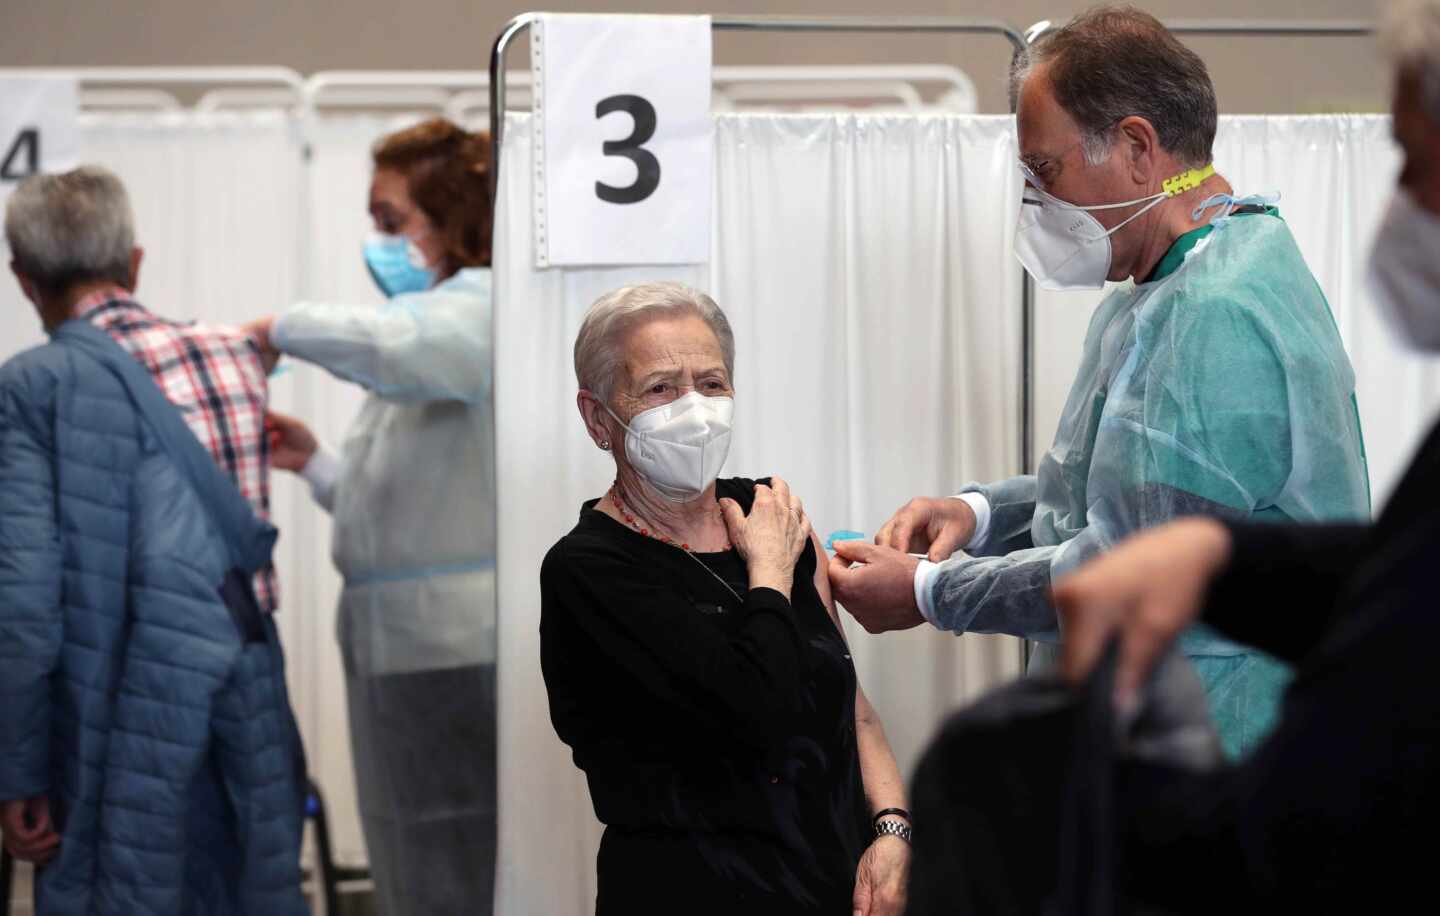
[1,129,39,183]
[595,95,660,205]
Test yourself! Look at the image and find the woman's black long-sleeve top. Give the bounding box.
[539,478,869,915]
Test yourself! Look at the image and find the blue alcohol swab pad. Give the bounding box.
[826,530,866,552]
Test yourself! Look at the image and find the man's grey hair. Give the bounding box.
[1010,5,1217,168]
[1383,0,1440,121]
[4,165,136,295]
[574,281,736,403]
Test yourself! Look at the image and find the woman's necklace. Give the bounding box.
[610,482,744,606]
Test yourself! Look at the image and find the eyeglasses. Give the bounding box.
[1019,138,1086,189]
[1018,119,1126,189]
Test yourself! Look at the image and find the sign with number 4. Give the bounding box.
[0,78,80,213]
[532,14,713,267]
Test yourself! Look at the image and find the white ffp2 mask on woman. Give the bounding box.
[607,392,734,501]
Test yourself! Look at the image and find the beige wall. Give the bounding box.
[4,0,1390,115]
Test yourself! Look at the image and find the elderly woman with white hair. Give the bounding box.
[540,282,910,915]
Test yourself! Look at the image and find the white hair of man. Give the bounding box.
[1383,0,1440,121]
[4,165,135,295]
[574,281,736,404]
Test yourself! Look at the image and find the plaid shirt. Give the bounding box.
[73,288,279,613]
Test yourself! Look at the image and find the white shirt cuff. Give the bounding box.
[951,492,993,550]
[270,312,292,352]
[913,559,941,625]
[300,445,341,512]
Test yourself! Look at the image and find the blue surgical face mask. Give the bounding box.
[363,231,437,297]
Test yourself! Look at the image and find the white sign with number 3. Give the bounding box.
[532,14,713,268]
[0,77,80,214]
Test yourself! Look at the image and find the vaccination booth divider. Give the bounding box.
[1,18,1437,916]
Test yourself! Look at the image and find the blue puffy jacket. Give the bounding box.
[0,326,306,915]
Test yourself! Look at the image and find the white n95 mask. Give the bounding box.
[1366,188,1440,352]
[607,392,734,502]
[1014,164,1216,291]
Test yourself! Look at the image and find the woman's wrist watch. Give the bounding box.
[872,807,913,845]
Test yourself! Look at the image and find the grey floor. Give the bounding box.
[6,860,33,915]
[6,860,378,915]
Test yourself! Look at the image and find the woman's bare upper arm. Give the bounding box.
[810,530,850,647]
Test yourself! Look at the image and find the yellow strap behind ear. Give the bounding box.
[1163,163,1216,197]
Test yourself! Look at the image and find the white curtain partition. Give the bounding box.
[493,111,1027,915]
[0,110,1434,915]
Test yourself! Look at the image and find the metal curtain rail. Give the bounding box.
[1156,19,1375,38]
[1026,18,1376,43]
[1016,19,1377,478]
[487,13,1028,200]
[0,66,306,98]
[486,10,1031,478]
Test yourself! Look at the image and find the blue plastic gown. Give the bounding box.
[273,267,497,913]
[928,209,1370,757]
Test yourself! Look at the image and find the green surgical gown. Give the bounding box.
[930,208,1371,757]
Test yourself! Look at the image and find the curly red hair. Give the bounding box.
[373,118,492,272]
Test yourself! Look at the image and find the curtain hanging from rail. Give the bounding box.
[492,110,1028,916]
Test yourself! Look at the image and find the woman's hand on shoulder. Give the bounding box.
[719,476,812,600]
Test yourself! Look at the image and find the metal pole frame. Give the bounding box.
[0,66,306,94]
[489,10,1031,472]
[484,10,1031,477]
[488,13,1028,202]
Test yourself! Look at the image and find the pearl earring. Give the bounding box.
[600,440,611,450]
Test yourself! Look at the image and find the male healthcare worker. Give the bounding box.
[829,7,1370,758]
[246,119,498,913]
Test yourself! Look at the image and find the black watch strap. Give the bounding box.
[872,807,910,825]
